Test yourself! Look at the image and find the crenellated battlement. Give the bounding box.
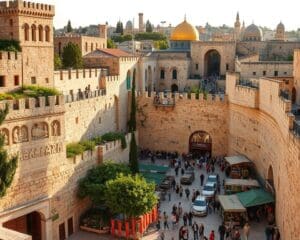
[0,95,65,120]
[0,0,55,17]
[138,91,227,104]
[105,75,120,82]
[64,89,106,103]
[0,51,21,62]
[119,56,139,62]
[54,68,102,81]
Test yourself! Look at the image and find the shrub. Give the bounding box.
[0,39,21,52]
[80,140,96,151]
[101,132,127,149]
[92,136,102,145]
[66,142,85,158]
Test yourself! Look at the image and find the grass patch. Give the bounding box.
[0,85,60,101]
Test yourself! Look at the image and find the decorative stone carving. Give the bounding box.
[191,131,211,143]
[31,122,49,140]
[0,128,9,145]
[51,120,60,136]
[20,126,29,142]
[12,127,20,143]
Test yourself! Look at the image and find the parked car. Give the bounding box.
[207,174,217,184]
[202,182,216,199]
[192,196,208,216]
[180,172,195,185]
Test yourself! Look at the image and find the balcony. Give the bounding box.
[237,79,259,89]
[153,96,175,107]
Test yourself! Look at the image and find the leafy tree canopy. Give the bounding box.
[62,42,83,69]
[105,174,157,218]
[78,162,131,205]
[134,32,166,41]
[146,20,153,33]
[66,20,73,33]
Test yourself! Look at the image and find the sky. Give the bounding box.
[38,0,299,31]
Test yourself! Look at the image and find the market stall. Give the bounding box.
[225,155,253,179]
[218,195,247,227]
[224,178,260,194]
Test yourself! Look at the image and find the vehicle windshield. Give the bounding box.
[208,176,217,182]
[204,185,214,191]
[194,200,206,207]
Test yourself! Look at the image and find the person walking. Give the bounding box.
[163,211,169,230]
[179,185,183,198]
[209,230,215,240]
[171,213,177,229]
[178,202,183,217]
[243,222,250,240]
[185,187,190,200]
[188,211,193,226]
[218,222,226,240]
[200,174,205,186]
[192,222,199,240]
[168,190,171,201]
[183,212,188,226]
[199,223,204,238]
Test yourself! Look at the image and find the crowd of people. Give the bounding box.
[143,150,280,240]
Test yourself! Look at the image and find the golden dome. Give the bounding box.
[170,19,199,41]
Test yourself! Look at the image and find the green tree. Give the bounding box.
[128,70,138,174]
[54,53,62,70]
[107,39,116,49]
[78,162,130,205]
[105,174,157,218]
[134,32,166,41]
[116,21,124,35]
[154,40,169,50]
[62,42,83,69]
[0,105,18,197]
[146,20,153,33]
[66,20,73,33]
[111,34,132,43]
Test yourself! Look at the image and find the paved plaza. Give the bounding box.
[70,159,268,240]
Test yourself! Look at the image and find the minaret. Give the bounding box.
[138,13,144,32]
[275,22,285,41]
[234,12,241,41]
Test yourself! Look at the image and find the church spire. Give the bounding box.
[236,12,240,21]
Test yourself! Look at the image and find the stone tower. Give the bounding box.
[138,13,144,32]
[234,12,241,41]
[0,0,55,87]
[99,24,107,39]
[275,22,285,41]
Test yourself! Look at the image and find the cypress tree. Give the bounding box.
[128,71,138,173]
[0,104,18,197]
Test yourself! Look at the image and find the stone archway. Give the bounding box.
[171,84,178,92]
[267,165,275,194]
[189,131,212,157]
[148,66,153,92]
[292,87,296,104]
[204,49,221,77]
[3,211,44,240]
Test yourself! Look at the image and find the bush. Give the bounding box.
[80,140,96,151]
[101,132,127,149]
[92,136,102,145]
[66,142,85,158]
[0,39,21,52]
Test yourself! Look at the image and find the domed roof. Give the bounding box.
[243,23,263,41]
[125,20,133,29]
[170,19,199,41]
[277,22,284,30]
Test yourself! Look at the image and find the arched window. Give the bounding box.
[85,42,88,52]
[38,25,43,41]
[24,24,29,41]
[172,69,177,80]
[31,24,37,41]
[45,26,50,42]
[160,69,165,79]
[91,43,94,51]
[126,70,131,90]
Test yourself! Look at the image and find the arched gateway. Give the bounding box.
[189,131,212,157]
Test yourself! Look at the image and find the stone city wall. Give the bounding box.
[0,51,22,92]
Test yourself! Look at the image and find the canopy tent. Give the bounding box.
[141,172,166,185]
[236,189,275,208]
[225,178,260,187]
[218,195,246,212]
[225,155,252,166]
[139,164,170,173]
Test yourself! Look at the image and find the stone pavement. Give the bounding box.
[70,159,268,240]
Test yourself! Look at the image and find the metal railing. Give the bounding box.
[153,97,175,106]
[236,79,259,89]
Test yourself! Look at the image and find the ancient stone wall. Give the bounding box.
[137,92,228,156]
[0,51,22,92]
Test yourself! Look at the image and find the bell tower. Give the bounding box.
[0,0,55,87]
[234,12,241,41]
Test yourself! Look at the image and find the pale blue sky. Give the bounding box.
[39,0,299,31]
